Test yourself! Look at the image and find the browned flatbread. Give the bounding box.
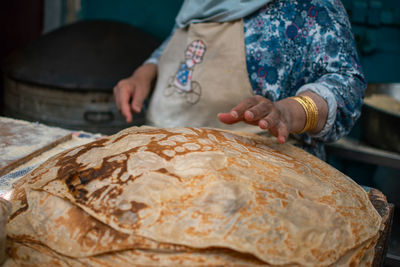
[7,126,382,266]
[4,240,268,267]
[7,190,191,257]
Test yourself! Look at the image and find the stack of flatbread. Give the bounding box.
[5,127,382,266]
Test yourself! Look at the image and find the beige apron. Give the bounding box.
[147,19,259,132]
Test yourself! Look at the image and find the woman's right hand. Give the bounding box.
[113,63,157,123]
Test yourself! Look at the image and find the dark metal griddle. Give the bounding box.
[3,19,160,91]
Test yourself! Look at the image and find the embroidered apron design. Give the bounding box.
[147,20,259,132]
[164,40,206,104]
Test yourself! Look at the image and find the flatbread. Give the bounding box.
[3,236,378,267]
[4,240,266,267]
[7,126,382,266]
[7,190,190,257]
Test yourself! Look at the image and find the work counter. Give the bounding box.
[0,116,395,266]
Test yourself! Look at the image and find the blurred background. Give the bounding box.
[1,0,400,265]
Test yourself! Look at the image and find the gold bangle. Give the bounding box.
[289,95,318,134]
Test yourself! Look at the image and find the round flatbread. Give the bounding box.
[7,126,382,266]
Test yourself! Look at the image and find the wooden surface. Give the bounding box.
[370,188,395,267]
[0,117,72,177]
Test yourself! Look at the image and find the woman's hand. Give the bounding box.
[218,95,292,143]
[218,92,328,143]
[113,63,157,123]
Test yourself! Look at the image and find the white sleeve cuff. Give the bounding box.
[296,83,337,138]
[143,57,159,65]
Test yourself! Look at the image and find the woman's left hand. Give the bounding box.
[218,92,329,143]
[218,95,292,144]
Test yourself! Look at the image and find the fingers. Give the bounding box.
[258,109,279,130]
[231,96,261,120]
[219,95,290,144]
[217,111,239,124]
[258,109,289,143]
[276,123,289,144]
[218,96,265,124]
[244,100,275,122]
[117,86,133,123]
[113,75,152,123]
[131,84,149,113]
[113,79,136,123]
[266,121,289,144]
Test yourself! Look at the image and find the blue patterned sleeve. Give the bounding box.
[296,0,367,143]
[243,0,366,157]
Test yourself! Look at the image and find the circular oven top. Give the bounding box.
[2,20,160,91]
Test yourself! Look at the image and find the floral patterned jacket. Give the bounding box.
[145,0,366,159]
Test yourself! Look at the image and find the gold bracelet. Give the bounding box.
[289,95,318,134]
